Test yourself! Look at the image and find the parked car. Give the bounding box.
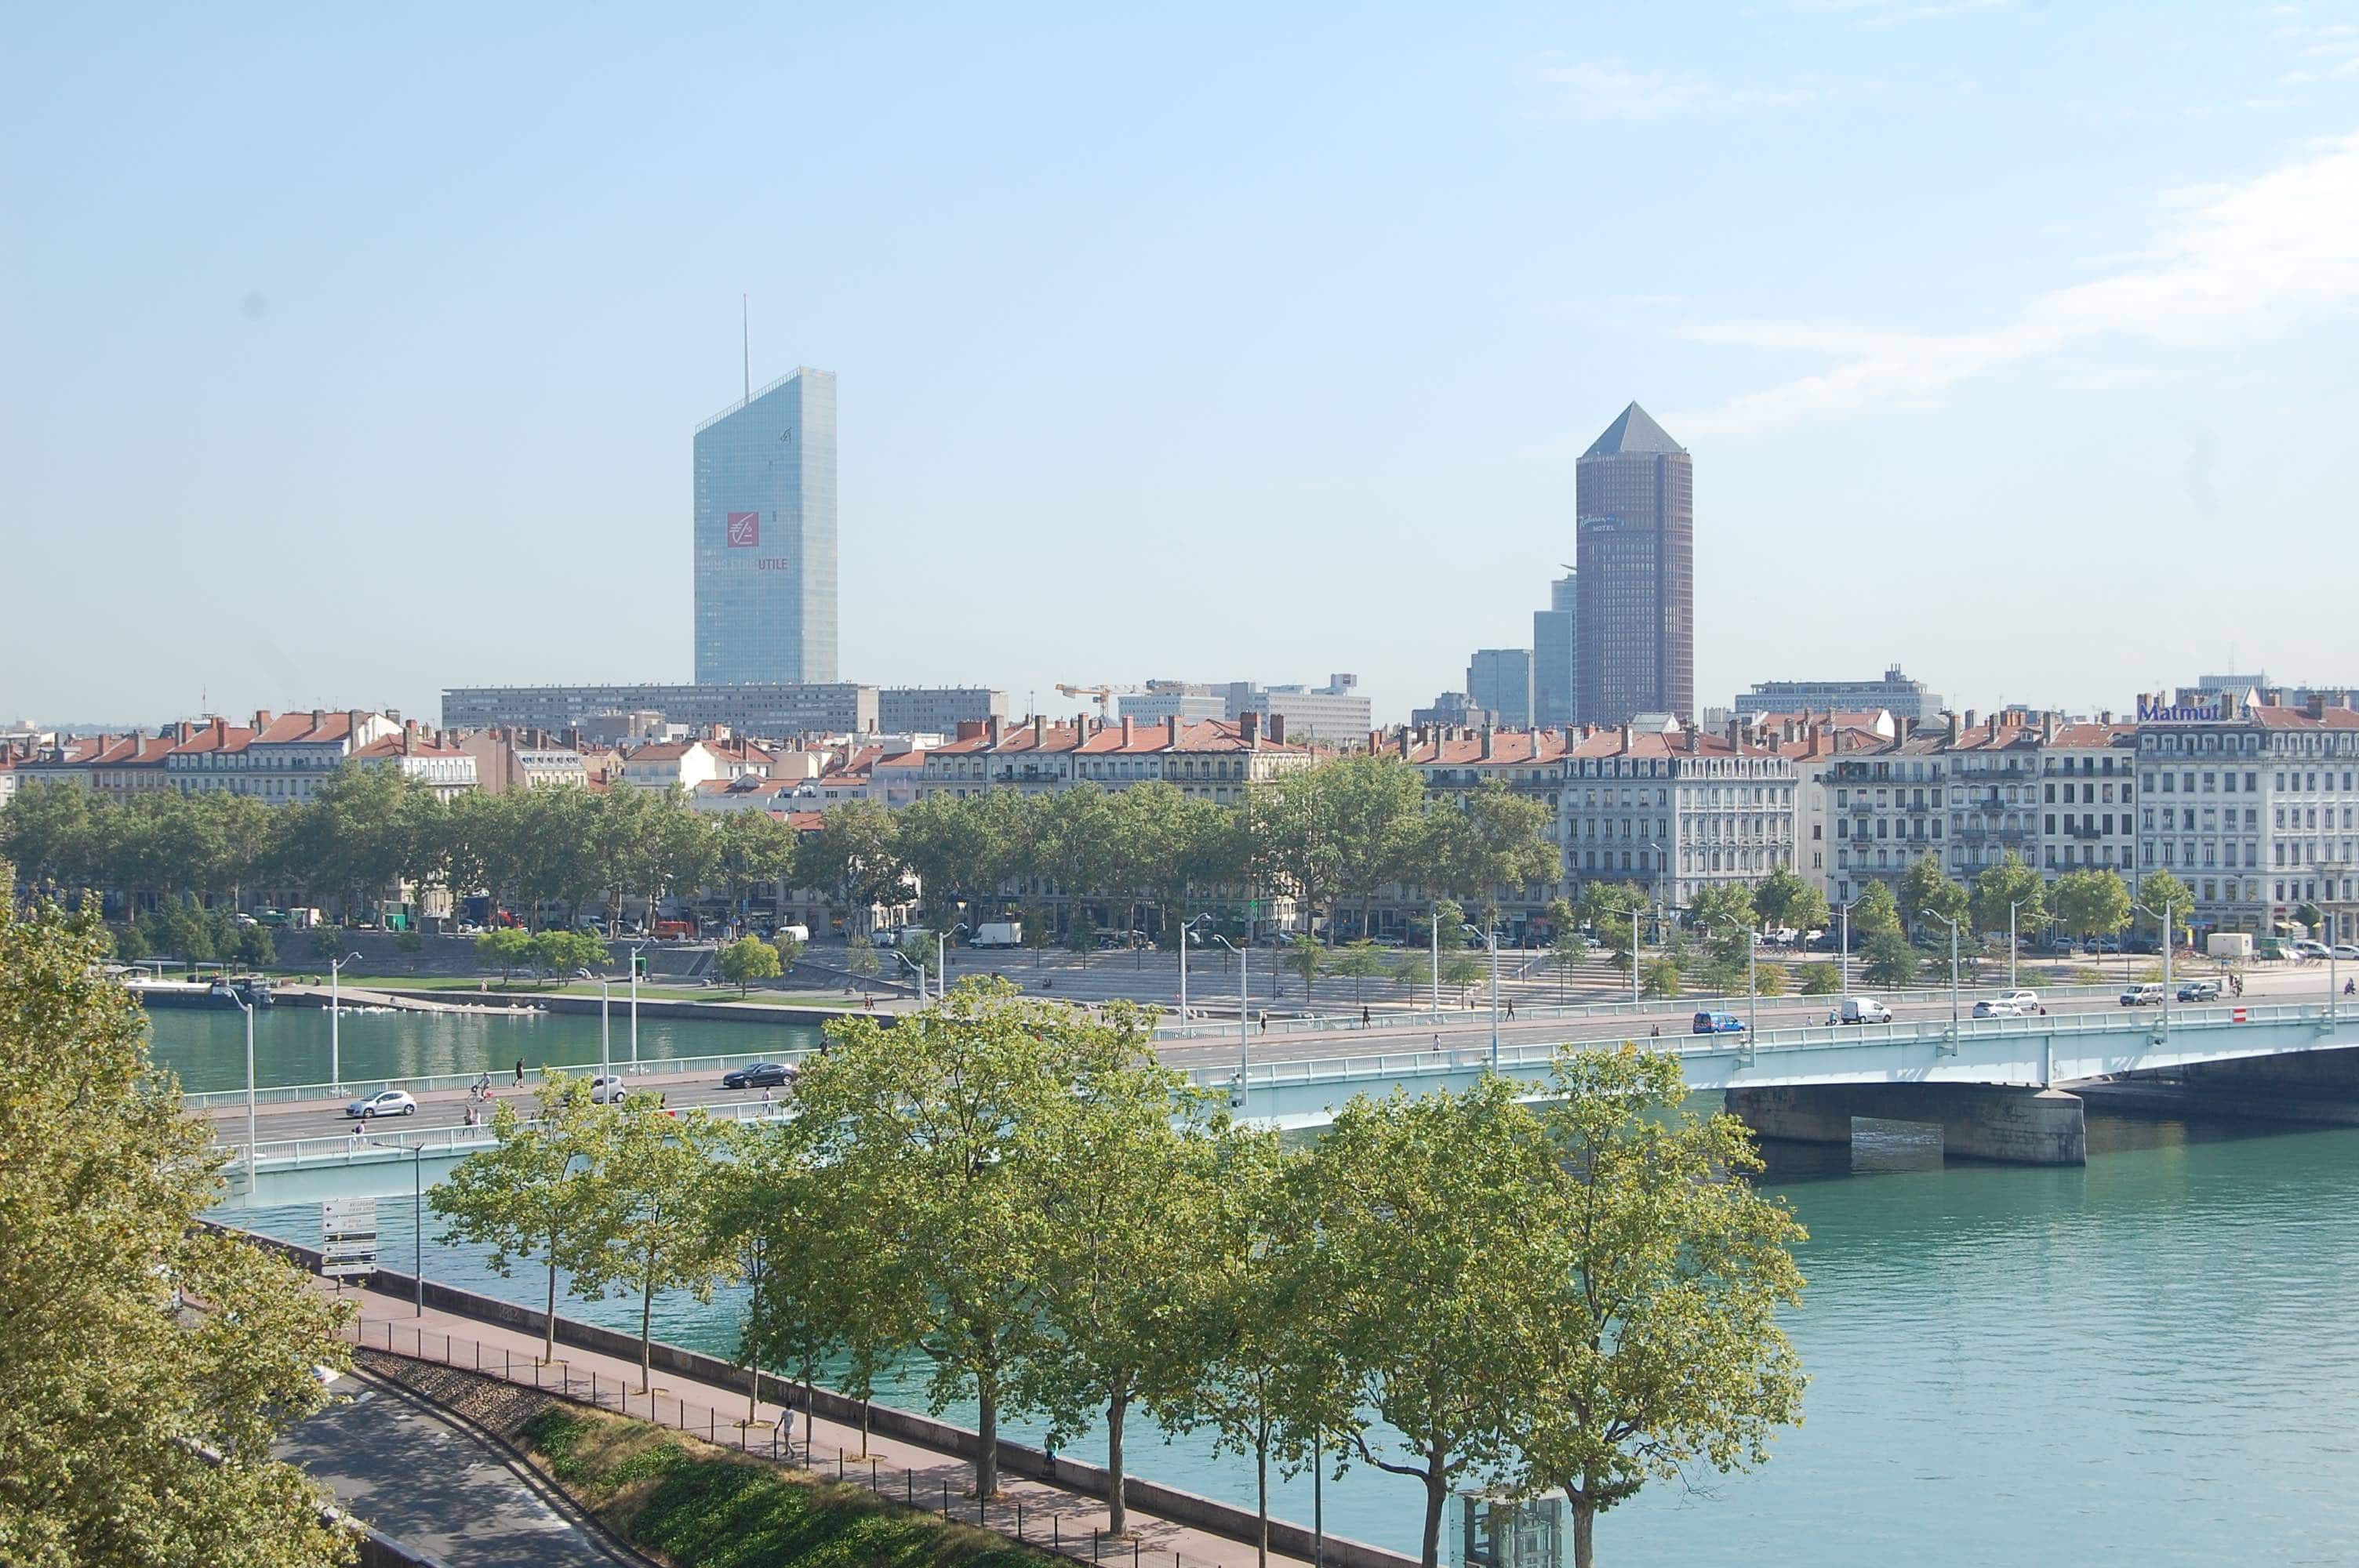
[2121,983,2168,1007]
[1972,999,2026,1018]
[1840,996,1893,1025]
[722,1062,796,1090]
[2333,944,2359,961]
[1692,1011,1747,1035]
[344,1089,416,1120]
[2177,978,2223,1002]
[1997,989,2045,1014]
[2292,939,2331,959]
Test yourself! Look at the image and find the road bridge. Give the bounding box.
[206,998,2359,1207]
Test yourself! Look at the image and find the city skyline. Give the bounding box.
[6,6,2357,725]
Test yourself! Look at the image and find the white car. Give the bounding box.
[2332,944,2359,961]
[590,1074,631,1105]
[1972,999,2026,1018]
[1997,989,2043,1014]
[2292,940,2332,959]
[344,1089,416,1120]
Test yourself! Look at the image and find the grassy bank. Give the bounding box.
[355,1351,1045,1568]
[522,1406,1045,1568]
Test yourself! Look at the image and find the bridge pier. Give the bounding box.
[1726,1083,2087,1166]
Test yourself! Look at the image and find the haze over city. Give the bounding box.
[6,3,2358,725]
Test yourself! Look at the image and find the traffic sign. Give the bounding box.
[321,1199,379,1280]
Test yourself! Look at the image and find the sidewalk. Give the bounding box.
[327,1280,1332,1568]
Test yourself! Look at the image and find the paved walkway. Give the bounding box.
[279,1370,631,1567]
[329,1280,1327,1568]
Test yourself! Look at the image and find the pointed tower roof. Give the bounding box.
[1581,402,1684,459]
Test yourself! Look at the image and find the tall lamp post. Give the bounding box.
[1929,912,1964,1048]
[364,1131,426,1316]
[1177,914,1211,1031]
[230,988,257,1191]
[2133,896,2185,1036]
[2006,898,2039,993]
[1463,923,1501,1069]
[1645,840,1668,1006]
[1836,900,1856,999]
[1210,933,1250,1098]
[1709,916,1759,1037]
[580,968,612,1080]
[327,950,362,1094]
[626,942,646,1073]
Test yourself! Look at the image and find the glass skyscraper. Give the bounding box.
[1532,570,1577,729]
[693,367,838,684]
[1575,402,1692,726]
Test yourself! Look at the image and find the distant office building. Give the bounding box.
[1532,571,1577,729]
[1576,403,1693,727]
[1467,649,1534,730]
[1411,691,1494,729]
[442,683,878,738]
[694,367,838,684]
[1128,675,1369,742]
[876,687,1007,734]
[1732,666,1944,723]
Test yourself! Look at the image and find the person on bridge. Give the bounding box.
[513,1058,524,1087]
[1361,1005,1371,1029]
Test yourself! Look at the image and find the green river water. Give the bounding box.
[155,1008,2359,1566]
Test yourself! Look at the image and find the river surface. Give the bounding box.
[183,1013,2359,1566]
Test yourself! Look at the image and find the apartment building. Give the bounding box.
[1562,720,1801,909]
[914,714,1312,804]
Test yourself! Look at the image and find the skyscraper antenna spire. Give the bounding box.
[742,295,751,406]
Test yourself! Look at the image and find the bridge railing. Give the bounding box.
[230,1098,794,1167]
[1187,1000,2343,1093]
[183,1045,825,1112]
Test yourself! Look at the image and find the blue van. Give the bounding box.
[1692,1011,1747,1035]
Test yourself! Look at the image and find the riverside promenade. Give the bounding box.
[318,1276,1372,1568]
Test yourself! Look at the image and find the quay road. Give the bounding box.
[195,961,2345,1157]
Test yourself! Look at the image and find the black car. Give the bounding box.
[722,1062,796,1090]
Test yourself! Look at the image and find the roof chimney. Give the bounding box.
[1964,709,1978,732]
[1725,716,1743,751]
[1167,715,1182,748]
[1480,726,1494,760]
[1032,715,1047,746]
[1619,723,1634,753]
[1946,710,1963,745]
[1239,711,1261,747]
[1685,724,1701,754]
[1122,716,1136,747]
[1269,713,1287,745]
[253,710,274,731]
[2041,712,2059,743]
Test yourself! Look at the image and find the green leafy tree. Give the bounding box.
[1972,852,2048,943]
[1331,939,1391,1008]
[393,927,424,971]
[1799,961,1844,996]
[569,1102,739,1392]
[1896,853,1969,938]
[477,925,535,983]
[1751,865,1828,935]
[1860,927,1917,988]
[1023,1029,1225,1536]
[713,809,800,921]
[1293,1078,1561,1568]
[1851,878,1903,938]
[0,899,355,1567]
[2295,900,2328,938]
[1641,956,1682,998]
[770,927,805,975]
[1755,962,1790,998]
[1066,910,1098,967]
[2139,870,2197,948]
[431,1076,605,1363]
[844,932,881,982]
[789,980,1158,1500]
[718,935,782,996]
[1282,932,1326,999]
[794,799,909,934]
[2052,869,2132,946]
[1439,950,1487,1002]
[531,928,605,981]
[231,924,275,969]
[1521,1047,1808,1568]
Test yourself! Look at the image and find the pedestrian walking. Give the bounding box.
[1361,1005,1371,1029]
[1259,1011,1269,1034]
[1506,998,1516,1021]
[761,1086,775,1111]
[514,1058,525,1087]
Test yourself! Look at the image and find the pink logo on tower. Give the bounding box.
[726,512,760,548]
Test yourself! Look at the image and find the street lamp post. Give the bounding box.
[2006,899,2038,993]
[1836,901,1856,999]
[1210,934,1250,1097]
[1430,903,1441,1021]
[365,1131,426,1316]
[581,969,612,1080]
[1645,841,1668,1007]
[1463,923,1500,1069]
[2133,897,2183,1036]
[1930,913,1963,1048]
[328,950,362,1094]
[627,942,646,1073]
[230,989,256,1190]
[1709,916,1759,1038]
[1178,914,1211,1031]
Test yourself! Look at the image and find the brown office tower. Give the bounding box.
[1574,402,1692,726]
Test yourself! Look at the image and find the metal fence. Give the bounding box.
[351,1317,1208,1568]
[184,1047,822,1112]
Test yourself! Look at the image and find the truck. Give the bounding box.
[2206,931,2255,962]
[971,921,1023,949]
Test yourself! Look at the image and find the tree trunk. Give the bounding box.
[1572,1497,1595,1568]
[1419,1446,1448,1568]
[543,1252,559,1363]
[1106,1387,1129,1536]
[976,1377,1001,1499]
[638,1247,657,1392]
[1255,1423,1270,1568]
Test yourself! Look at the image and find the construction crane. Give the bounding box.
[1056,682,1139,717]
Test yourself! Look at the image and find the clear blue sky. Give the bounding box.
[5,3,2356,728]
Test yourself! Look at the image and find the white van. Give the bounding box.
[2120,983,2168,1007]
[1840,996,1892,1025]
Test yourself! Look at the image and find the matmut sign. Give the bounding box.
[2138,698,2224,724]
[726,511,760,547]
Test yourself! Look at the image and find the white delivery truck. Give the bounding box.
[972,921,1023,949]
[2205,931,2254,962]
